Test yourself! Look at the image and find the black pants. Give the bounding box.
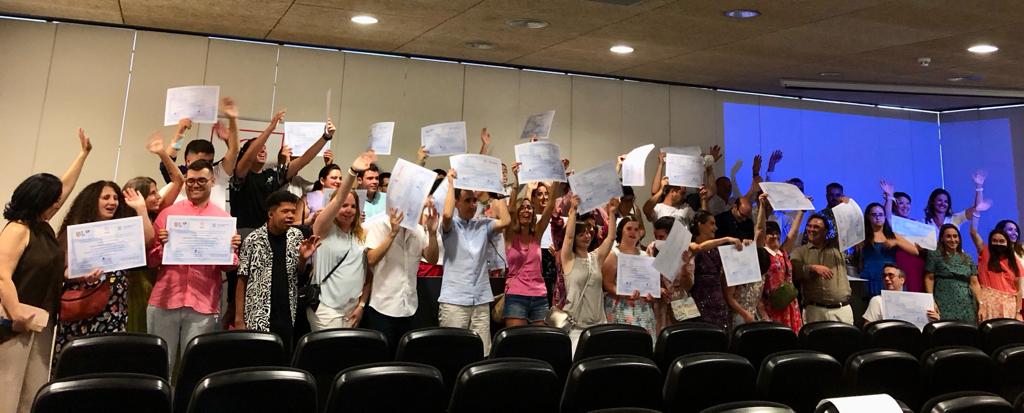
[361,305,415,358]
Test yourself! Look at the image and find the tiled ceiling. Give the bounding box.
[4,0,1024,110]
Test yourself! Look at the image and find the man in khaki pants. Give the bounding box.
[791,213,856,324]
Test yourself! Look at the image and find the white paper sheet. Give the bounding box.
[353,189,369,217]
[450,154,504,193]
[616,254,661,298]
[66,217,147,278]
[759,182,815,211]
[164,85,220,126]
[421,121,467,156]
[520,110,555,139]
[832,199,865,251]
[514,141,566,183]
[284,121,328,157]
[719,244,762,286]
[368,121,395,155]
[621,144,655,187]
[817,394,902,413]
[387,158,437,230]
[163,216,236,265]
[538,214,554,249]
[881,290,935,330]
[891,215,937,250]
[665,153,704,188]
[432,179,448,213]
[652,219,693,282]
[567,162,622,213]
[661,146,701,156]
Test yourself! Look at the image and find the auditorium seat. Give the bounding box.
[173,331,287,413]
[863,320,921,356]
[655,322,729,373]
[449,358,559,413]
[922,346,996,399]
[395,327,484,398]
[53,332,169,380]
[920,391,1012,413]
[756,350,842,413]
[663,352,756,413]
[490,326,571,383]
[994,345,1024,403]
[32,373,171,413]
[980,319,1024,355]
[924,320,980,349]
[731,322,798,369]
[799,321,862,366]
[574,323,654,362]
[185,367,316,413]
[699,400,795,413]
[843,349,922,409]
[291,328,388,409]
[324,362,446,413]
[561,355,662,413]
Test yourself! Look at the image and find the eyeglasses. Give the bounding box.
[883,272,902,279]
[185,178,210,187]
[869,213,885,218]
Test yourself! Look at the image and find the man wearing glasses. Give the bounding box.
[861,263,940,325]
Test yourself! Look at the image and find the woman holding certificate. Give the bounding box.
[685,208,745,330]
[858,202,919,297]
[601,213,657,338]
[0,130,91,413]
[502,180,561,327]
[754,193,804,332]
[560,196,617,351]
[969,215,1022,321]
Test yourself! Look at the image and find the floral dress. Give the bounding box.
[54,270,129,368]
[761,248,802,332]
[605,249,656,340]
[925,250,978,323]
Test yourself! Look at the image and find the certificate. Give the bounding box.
[665,153,704,188]
[539,217,554,248]
[163,216,236,265]
[881,290,935,330]
[567,162,622,213]
[891,215,937,250]
[652,219,693,282]
[616,254,661,298]
[520,110,555,139]
[818,395,902,413]
[832,199,865,251]
[621,144,655,187]
[661,146,701,156]
[387,158,437,230]
[432,179,449,213]
[284,122,328,157]
[450,154,504,193]
[164,85,219,126]
[66,216,147,278]
[759,182,814,211]
[719,244,761,286]
[353,189,368,215]
[514,141,566,183]
[368,121,396,155]
[421,121,467,156]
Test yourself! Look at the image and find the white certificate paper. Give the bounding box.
[368,121,395,155]
[759,182,814,211]
[567,162,622,213]
[388,158,437,230]
[164,85,220,126]
[421,121,467,156]
[652,219,693,282]
[661,146,701,156]
[520,110,555,139]
[891,215,937,250]
[719,244,762,287]
[514,141,566,183]
[432,179,448,213]
[621,144,655,187]
[665,153,704,188]
[284,122,328,157]
[832,199,865,251]
[450,154,504,193]
[616,254,661,298]
[818,394,902,413]
[881,290,935,330]
[163,216,236,265]
[67,217,147,278]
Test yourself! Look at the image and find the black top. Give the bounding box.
[714,209,755,240]
[229,164,289,229]
[1,221,64,341]
[266,230,293,340]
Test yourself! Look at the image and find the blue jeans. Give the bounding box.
[503,294,549,323]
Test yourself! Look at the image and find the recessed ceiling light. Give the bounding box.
[818,72,841,77]
[724,9,760,19]
[351,15,378,25]
[465,40,496,50]
[967,44,998,54]
[947,76,966,82]
[610,45,634,54]
[506,18,549,29]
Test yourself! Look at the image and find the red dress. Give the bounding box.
[761,248,802,332]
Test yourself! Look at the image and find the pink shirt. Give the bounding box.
[978,247,1022,294]
[505,235,547,297]
[147,199,237,314]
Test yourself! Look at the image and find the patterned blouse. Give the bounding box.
[238,226,305,332]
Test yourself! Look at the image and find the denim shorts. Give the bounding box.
[503,294,550,322]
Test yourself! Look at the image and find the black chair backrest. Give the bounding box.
[53,332,169,380]
[920,391,1012,413]
[324,362,446,413]
[799,321,862,366]
[173,331,287,413]
[924,320,980,349]
[291,328,388,409]
[843,349,922,410]
[731,322,798,369]
[656,322,729,373]
[922,346,996,399]
[863,320,921,356]
[449,358,560,413]
[490,326,571,382]
[699,400,795,413]
[575,323,654,362]
[186,367,316,413]
[561,355,662,413]
[756,350,842,413]
[664,352,756,413]
[32,373,171,413]
[980,319,1024,355]
[994,344,1024,403]
[395,327,484,398]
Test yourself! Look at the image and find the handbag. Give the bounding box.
[768,281,798,310]
[298,250,349,312]
[670,290,701,322]
[60,275,113,323]
[545,255,593,332]
[491,294,505,323]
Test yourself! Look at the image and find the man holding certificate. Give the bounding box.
[147,159,242,372]
[791,202,861,324]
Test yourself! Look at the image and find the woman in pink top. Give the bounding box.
[503,177,561,327]
[970,214,1022,321]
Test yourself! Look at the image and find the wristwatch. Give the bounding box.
[358,302,366,309]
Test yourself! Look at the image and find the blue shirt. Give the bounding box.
[439,215,497,306]
[363,192,388,220]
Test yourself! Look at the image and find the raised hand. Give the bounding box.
[387,208,405,235]
[976,198,993,213]
[299,235,321,260]
[767,149,783,172]
[481,127,491,146]
[221,97,238,119]
[212,122,229,142]
[658,151,666,163]
[78,128,93,153]
[972,170,987,187]
[561,158,570,170]
[511,162,522,176]
[271,109,287,126]
[880,180,894,197]
[417,146,429,163]
[606,197,620,213]
[708,145,723,162]
[123,187,146,211]
[752,154,762,176]
[699,185,712,200]
[758,193,769,205]
[147,132,165,154]
[447,168,458,181]
[323,149,334,165]
[279,144,293,159]
[616,154,626,172]
[323,118,336,139]
[352,150,377,173]
[570,195,580,210]
[176,118,193,134]
[423,201,439,232]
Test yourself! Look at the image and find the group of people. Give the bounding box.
[2,97,1022,413]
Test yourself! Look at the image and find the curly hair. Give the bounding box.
[58,181,133,253]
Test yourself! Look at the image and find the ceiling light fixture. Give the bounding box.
[724,9,760,19]
[818,72,841,77]
[947,76,965,82]
[610,45,634,54]
[780,78,1024,98]
[967,44,998,54]
[465,40,496,50]
[506,18,549,29]
[351,15,378,25]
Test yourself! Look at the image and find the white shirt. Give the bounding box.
[706,195,731,216]
[366,220,428,318]
[653,203,695,226]
[176,163,232,212]
[863,295,883,324]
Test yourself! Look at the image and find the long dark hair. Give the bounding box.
[938,224,965,260]
[58,181,132,252]
[994,219,1023,257]
[924,188,953,224]
[311,164,341,191]
[3,173,62,224]
[863,202,896,245]
[988,230,1020,277]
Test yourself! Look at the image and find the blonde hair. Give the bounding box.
[510,195,537,236]
[337,191,366,242]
